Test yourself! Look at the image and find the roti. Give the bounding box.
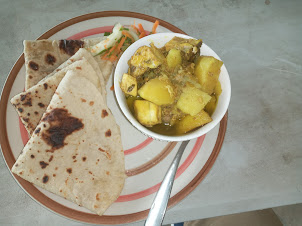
[11,53,103,135]
[24,39,113,90]
[12,68,126,216]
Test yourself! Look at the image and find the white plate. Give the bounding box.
[0,11,228,225]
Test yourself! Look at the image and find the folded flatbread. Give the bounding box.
[24,38,113,90]
[11,50,104,135]
[12,68,126,216]
[40,48,106,97]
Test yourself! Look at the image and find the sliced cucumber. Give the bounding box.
[89,23,123,56]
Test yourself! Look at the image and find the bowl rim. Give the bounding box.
[114,32,231,141]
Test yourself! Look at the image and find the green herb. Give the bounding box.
[95,47,112,56]
[104,32,111,36]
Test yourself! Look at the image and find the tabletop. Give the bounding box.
[0,0,301,225]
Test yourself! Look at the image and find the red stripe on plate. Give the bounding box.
[19,118,29,145]
[67,26,114,40]
[124,138,153,155]
[116,135,205,202]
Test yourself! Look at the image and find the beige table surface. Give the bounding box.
[0,0,301,225]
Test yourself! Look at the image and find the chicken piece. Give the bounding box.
[165,37,202,62]
[120,73,137,96]
[129,46,163,77]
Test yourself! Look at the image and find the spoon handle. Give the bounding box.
[145,140,190,226]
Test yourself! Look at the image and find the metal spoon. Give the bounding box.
[145,140,190,226]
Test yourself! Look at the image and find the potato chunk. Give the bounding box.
[166,49,182,68]
[194,56,223,95]
[129,46,163,77]
[177,85,211,116]
[138,77,174,105]
[134,100,161,127]
[120,73,137,96]
[175,110,212,134]
[204,95,217,116]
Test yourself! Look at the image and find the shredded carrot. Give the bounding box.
[110,85,114,91]
[152,20,159,34]
[108,54,117,62]
[101,45,116,60]
[131,24,139,34]
[117,37,126,51]
[122,31,135,42]
[138,23,145,34]
[139,31,146,39]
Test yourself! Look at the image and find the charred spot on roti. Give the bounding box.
[45,54,56,65]
[81,98,86,102]
[72,156,76,159]
[89,101,94,106]
[98,148,111,159]
[30,154,35,159]
[22,97,32,106]
[38,103,45,108]
[49,155,53,162]
[73,160,77,162]
[59,40,84,56]
[96,193,101,201]
[105,129,111,137]
[18,108,23,113]
[19,171,23,175]
[76,66,82,70]
[39,161,49,169]
[29,61,39,71]
[101,109,108,118]
[27,113,30,116]
[20,93,30,101]
[23,118,29,122]
[43,124,46,127]
[15,164,18,167]
[66,168,72,174]
[29,75,33,79]
[34,111,39,115]
[89,171,92,174]
[60,189,62,192]
[41,108,84,151]
[55,167,58,170]
[53,174,56,177]
[106,171,110,175]
[35,90,38,94]
[82,157,87,161]
[34,128,41,134]
[42,175,49,183]
[43,83,48,90]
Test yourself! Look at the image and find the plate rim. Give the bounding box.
[0,11,228,224]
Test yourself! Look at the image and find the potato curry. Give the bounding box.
[120,37,223,135]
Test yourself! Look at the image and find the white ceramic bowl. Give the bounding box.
[114,33,231,141]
